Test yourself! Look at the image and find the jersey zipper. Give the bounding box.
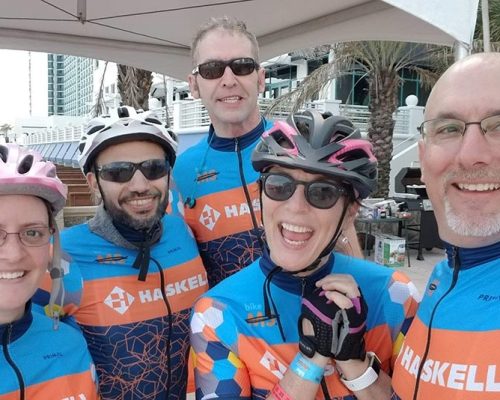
[2,323,25,400]
[235,138,260,232]
[150,256,172,400]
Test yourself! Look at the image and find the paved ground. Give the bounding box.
[366,247,446,294]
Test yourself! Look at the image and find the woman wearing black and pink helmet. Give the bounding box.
[0,144,98,398]
[190,110,419,400]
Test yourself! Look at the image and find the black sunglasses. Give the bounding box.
[261,172,347,209]
[192,57,258,80]
[97,159,170,183]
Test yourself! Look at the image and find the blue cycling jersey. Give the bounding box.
[392,242,500,399]
[1,303,98,400]
[34,207,207,400]
[173,119,273,287]
[191,251,420,399]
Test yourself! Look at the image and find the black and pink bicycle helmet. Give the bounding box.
[252,110,377,199]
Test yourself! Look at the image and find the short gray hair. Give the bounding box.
[191,16,260,65]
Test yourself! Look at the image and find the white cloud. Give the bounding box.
[0,50,47,125]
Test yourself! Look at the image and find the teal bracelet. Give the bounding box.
[289,353,325,384]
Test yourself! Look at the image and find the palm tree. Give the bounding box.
[117,65,153,111]
[475,0,500,50]
[0,123,13,143]
[266,42,450,197]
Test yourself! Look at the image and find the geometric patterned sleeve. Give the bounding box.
[385,270,421,369]
[190,296,252,400]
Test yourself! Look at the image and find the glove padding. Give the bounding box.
[298,287,368,360]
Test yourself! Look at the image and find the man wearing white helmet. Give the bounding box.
[35,106,207,400]
[0,143,99,399]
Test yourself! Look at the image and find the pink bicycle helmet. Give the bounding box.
[0,144,67,213]
[0,143,67,327]
[252,110,378,199]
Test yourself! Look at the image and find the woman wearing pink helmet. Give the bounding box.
[190,110,420,399]
[0,144,98,399]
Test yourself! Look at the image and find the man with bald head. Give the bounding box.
[392,52,500,399]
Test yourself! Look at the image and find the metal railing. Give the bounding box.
[24,99,422,146]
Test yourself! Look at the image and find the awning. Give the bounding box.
[0,0,479,81]
[64,141,81,168]
[55,142,73,164]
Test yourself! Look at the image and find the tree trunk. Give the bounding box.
[117,65,153,110]
[366,69,399,198]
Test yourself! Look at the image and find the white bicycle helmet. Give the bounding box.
[78,106,177,174]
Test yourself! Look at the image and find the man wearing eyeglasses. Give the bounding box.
[392,53,500,399]
[35,107,207,400]
[173,16,273,288]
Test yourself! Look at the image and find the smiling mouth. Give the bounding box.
[219,96,242,103]
[0,271,25,280]
[127,197,156,206]
[456,183,500,192]
[281,222,313,246]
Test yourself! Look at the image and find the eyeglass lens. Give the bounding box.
[422,114,500,144]
[196,58,257,79]
[0,227,53,247]
[98,159,170,183]
[262,173,345,209]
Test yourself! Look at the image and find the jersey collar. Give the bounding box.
[259,246,334,295]
[445,240,500,270]
[208,118,266,151]
[0,302,33,344]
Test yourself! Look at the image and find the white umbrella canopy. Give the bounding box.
[0,0,479,80]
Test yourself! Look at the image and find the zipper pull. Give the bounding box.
[301,279,306,297]
[7,323,13,344]
[234,137,239,152]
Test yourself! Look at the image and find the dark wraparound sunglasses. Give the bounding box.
[260,172,347,209]
[97,159,170,183]
[192,57,258,80]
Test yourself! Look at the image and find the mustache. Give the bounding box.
[119,190,161,204]
[445,167,500,183]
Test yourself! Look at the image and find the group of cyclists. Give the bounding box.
[1,15,499,400]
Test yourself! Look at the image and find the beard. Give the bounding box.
[445,198,500,237]
[105,189,168,231]
[443,167,500,237]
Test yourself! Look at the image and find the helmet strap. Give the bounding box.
[288,197,350,276]
[93,164,108,208]
[48,219,65,330]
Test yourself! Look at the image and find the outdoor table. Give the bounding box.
[355,216,412,268]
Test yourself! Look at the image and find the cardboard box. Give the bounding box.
[374,234,406,267]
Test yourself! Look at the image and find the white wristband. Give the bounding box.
[340,352,380,392]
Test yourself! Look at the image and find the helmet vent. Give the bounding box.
[47,166,57,178]
[0,146,7,163]
[145,117,161,125]
[87,125,105,135]
[337,149,368,162]
[295,121,311,139]
[18,155,34,174]
[272,130,294,149]
[78,137,87,153]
